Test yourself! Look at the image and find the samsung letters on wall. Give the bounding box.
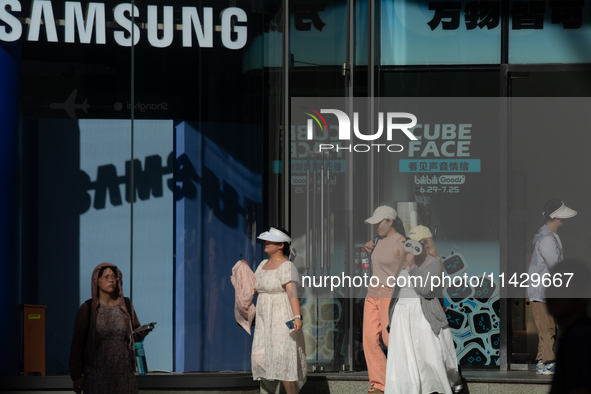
[0,0,247,49]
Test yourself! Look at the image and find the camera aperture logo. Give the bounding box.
[303,107,417,153]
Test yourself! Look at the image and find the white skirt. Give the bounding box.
[385,298,460,394]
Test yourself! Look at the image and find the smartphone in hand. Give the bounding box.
[285,319,295,330]
[133,322,157,334]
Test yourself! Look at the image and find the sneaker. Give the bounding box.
[452,381,464,393]
[536,360,545,375]
[540,362,555,375]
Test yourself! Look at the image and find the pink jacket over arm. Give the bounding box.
[230,261,256,335]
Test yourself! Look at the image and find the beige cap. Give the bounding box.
[365,205,397,224]
[408,225,433,241]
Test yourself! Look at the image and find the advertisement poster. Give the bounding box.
[291,97,501,366]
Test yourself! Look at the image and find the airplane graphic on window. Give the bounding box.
[50,89,89,119]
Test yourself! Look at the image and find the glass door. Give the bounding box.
[289,0,361,372]
[508,69,591,367]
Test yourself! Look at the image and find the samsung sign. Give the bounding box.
[0,0,247,49]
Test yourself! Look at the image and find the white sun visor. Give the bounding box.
[550,203,577,219]
[257,227,292,243]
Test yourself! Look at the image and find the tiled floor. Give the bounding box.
[1,370,553,394]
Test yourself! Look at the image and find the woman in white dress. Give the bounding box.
[242,227,307,394]
[385,226,461,394]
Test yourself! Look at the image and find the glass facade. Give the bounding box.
[2,0,591,379]
[4,0,274,373]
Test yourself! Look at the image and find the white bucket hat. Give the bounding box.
[257,227,292,243]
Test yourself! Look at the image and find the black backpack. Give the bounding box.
[368,236,380,276]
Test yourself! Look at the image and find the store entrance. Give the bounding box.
[288,0,357,373]
[509,68,591,367]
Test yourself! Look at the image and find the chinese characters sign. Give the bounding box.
[382,0,591,64]
[427,0,585,31]
[381,0,501,65]
[399,159,481,172]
